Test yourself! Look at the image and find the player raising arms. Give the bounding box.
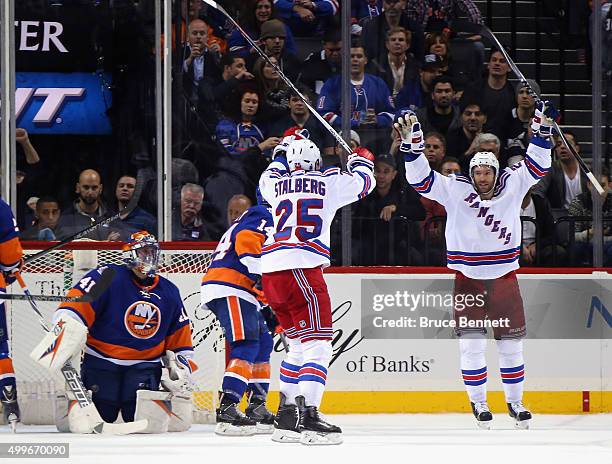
[0,199,24,430]
[201,198,276,436]
[398,100,557,429]
[32,231,196,433]
[259,138,376,445]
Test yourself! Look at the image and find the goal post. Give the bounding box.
[5,240,224,425]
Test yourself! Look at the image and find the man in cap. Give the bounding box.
[250,19,301,81]
[395,53,447,112]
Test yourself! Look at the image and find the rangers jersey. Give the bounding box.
[201,205,273,307]
[56,264,193,366]
[0,199,23,281]
[259,156,376,272]
[404,136,552,279]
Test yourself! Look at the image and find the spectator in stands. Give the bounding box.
[461,49,515,141]
[317,42,395,129]
[361,0,424,63]
[505,80,538,162]
[424,131,447,171]
[352,153,425,265]
[14,127,43,230]
[424,31,479,93]
[214,53,255,110]
[459,132,501,174]
[252,56,291,119]
[274,0,339,37]
[415,75,461,136]
[106,175,157,242]
[444,99,486,161]
[298,28,342,94]
[229,0,297,56]
[173,183,213,241]
[519,186,563,266]
[352,0,383,24]
[57,169,109,240]
[226,194,253,226]
[252,19,301,81]
[182,18,222,129]
[568,166,612,266]
[394,54,446,112]
[21,197,62,241]
[268,86,335,154]
[533,131,588,210]
[440,156,462,175]
[370,27,419,99]
[406,0,483,33]
[216,86,279,157]
[327,130,363,168]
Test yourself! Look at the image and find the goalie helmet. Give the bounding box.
[286,138,321,173]
[469,151,499,191]
[122,231,161,277]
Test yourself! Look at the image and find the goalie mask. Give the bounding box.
[286,138,321,173]
[122,231,161,277]
[469,151,499,195]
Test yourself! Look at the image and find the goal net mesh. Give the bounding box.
[5,241,223,425]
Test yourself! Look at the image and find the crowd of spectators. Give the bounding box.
[10,0,612,268]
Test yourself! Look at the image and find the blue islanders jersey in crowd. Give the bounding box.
[216,119,266,156]
[317,74,395,128]
[201,205,273,307]
[0,199,23,285]
[56,264,194,366]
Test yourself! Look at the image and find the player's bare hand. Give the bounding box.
[380,205,396,222]
[259,137,281,151]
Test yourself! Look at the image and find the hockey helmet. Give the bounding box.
[122,231,160,277]
[286,138,321,173]
[469,151,499,193]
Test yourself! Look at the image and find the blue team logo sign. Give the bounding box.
[124,301,162,339]
[15,72,112,134]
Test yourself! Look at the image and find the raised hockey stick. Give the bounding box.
[200,0,353,155]
[474,23,606,195]
[0,267,116,303]
[24,169,146,265]
[13,271,148,435]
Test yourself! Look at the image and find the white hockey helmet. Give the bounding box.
[286,138,321,173]
[469,151,499,190]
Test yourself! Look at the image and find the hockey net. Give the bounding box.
[5,241,224,425]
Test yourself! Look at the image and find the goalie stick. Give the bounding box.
[24,169,146,265]
[0,267,116,303]
[200,0,354,155]
[454,20,605,195]
[12,270,147,434]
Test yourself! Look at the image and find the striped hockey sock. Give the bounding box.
[279,360,301,405]
[222,358,252,403]
[298,362,328,407]
[247,362,271,399]
[497,339,525,403]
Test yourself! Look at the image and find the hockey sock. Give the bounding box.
[298,339,332,408]
[279,338,303,405]
[222,359,253,403]
[247,363,271,399]
[459,336,487,403]
[0,351,16,389]
[496,339,525,403]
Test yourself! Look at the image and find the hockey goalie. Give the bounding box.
[30,231,197,434]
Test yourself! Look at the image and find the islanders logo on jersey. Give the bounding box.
[124,301,162,339]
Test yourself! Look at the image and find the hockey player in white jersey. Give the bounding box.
[398,100,558,430]
[259,138,376,445]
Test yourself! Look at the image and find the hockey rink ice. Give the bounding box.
[1,414,612,464]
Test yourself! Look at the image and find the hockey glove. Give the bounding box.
[260,305,281,334]
[394,114,425,153]
[347,147,375,173]
[2,259,24,286]
[161,350,193,394]
[531,100,559,138]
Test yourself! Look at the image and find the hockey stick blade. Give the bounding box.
[24,170,146,265]
[464,22,606,196]
[2,267,116,303]
[200,0,353,155]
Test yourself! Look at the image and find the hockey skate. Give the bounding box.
[1,385,20,433]
[507,402,531,429]
[245,394,275,434]
[471,402,493,430]
[296,396,342,445]
[214,394,257,436]
[271,393,301,443]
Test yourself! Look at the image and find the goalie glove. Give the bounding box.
[161,350,193,395]
[260,305,280,334]
[394,114,425,153]
[530,100,558,138]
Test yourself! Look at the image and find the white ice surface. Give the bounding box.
[1,414,612,464]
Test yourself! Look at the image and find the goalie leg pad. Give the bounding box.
[168,395,193,432]
[134,390,174,434]
[29,316,87,373]
[120,364,162,422]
